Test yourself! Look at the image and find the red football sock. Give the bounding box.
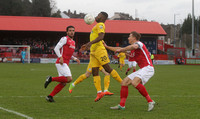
[133,69,136,72]
[119,86,128,107]
[126,68,130,72]
[52,76,68,83]
[136,83,152,102]
[49,83,65,97]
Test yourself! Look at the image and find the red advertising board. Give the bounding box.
[157,40,164,51]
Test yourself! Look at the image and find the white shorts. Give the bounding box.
[55,63,72,77]
[128,61,137,68]
[127,65,154,85]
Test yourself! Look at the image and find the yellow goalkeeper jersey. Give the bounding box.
[90,22,106,52]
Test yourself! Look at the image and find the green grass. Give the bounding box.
[0,63,200,119]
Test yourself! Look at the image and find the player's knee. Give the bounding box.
[67,77,72,83]
[103,71,110,76]
[121,81,127,86]
[131,78,141,87]
[85,74,90,78]
[131,82,137,87]
[67,79,72,83]
[85,72,91,77]
[105,73,110,76]
[121,77,130,86]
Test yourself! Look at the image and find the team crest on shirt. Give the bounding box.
[99,25,103,29]
[69,45,75,49]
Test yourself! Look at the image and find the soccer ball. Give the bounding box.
[84,14,95,25]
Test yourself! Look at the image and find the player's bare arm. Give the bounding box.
[76,59,80,64]
[72,56,80,64]
[84,32,105,50]
[117,44,139,53]
[103,41,121,52]
[91,32,105,44]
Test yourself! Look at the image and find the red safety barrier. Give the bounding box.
[154,54,168,60]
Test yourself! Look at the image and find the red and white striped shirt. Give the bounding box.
[54,36,75,65]
[133,41,153,68]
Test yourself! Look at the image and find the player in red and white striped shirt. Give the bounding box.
[44,26,80,102]
[104,31,155,111]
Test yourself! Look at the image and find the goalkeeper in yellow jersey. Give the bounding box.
[69,62,114,96]
[81,11,122,102]
[118,52,126,71]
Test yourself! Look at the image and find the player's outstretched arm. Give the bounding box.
[117,44,139,53]
[103,41,121,52]
[71,56,80,64]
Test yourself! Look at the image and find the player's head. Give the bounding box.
[128,31,141,44]
[95,11,108,23]
[66,26,75,38]
[101,12,108,20]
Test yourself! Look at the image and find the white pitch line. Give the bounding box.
[0,106,33,119]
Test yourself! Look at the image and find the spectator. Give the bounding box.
[150,53,154,64]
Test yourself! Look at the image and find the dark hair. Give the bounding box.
[66,25,75,32]
[130,31,141,40]
[101,11,108,19]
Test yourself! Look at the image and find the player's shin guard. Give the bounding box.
[136,83,152,103]
[120,86,128,107]
[49,83,65,97]
[110,69,122,83]
[52,76,68,83]
[93,76,102,93]
[74,74,87,85]
[104,75,110,91]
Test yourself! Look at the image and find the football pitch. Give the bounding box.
[0,63,199,119]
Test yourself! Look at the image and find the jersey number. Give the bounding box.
[101,56,107,62]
